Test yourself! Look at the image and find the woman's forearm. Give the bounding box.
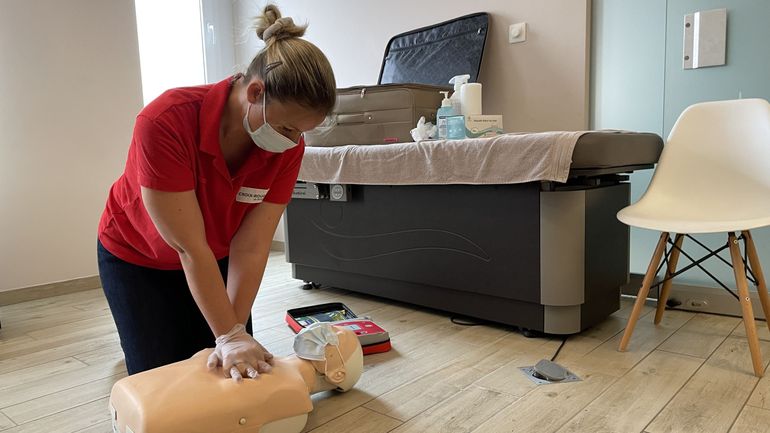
[140,187,240,338]
[179,245,239,337]
[226,202,287,325]
[226,247,270,325]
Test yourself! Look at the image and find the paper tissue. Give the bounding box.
[410,116,437,141]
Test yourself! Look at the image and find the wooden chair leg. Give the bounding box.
[729,232,765,377]
[655,234,684,325]
[619,232,669,352]
[744,230,770,333]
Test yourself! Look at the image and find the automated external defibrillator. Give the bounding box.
[285,302,391,355]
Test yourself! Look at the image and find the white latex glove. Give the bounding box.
[207,324,274,381]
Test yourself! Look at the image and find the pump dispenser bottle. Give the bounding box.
[448,74,470,115]
[436,91,455,139]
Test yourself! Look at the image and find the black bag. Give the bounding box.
[379,12,489,86]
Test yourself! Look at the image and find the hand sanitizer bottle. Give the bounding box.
[436,91,455,140]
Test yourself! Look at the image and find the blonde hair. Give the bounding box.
[245,5,336,114]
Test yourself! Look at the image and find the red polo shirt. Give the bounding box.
[98,77,304,270]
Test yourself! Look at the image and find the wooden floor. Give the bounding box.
[2,252,770,433]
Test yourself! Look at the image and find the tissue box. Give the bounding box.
[465,115,503,138]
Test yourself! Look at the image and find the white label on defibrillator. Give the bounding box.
[236,187,269,204]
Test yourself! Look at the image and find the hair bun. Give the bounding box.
[254,5,306,43]
[263,17,296,41]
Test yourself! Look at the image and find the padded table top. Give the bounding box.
[571,131,663,170]
[298,131,664,186]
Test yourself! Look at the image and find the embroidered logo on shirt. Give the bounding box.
[236,187,269,204]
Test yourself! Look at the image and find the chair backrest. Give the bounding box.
[642,98,770,218]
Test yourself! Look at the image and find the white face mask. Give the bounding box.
[242,92,299,153]
[294,322,340,361]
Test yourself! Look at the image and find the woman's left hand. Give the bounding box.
[207,324,274,381]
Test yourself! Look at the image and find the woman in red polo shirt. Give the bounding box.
[97,5,335,380]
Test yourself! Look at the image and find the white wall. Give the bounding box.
[233,0,592,243]
[0,0,144,292]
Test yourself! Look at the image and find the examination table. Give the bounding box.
[284,131,663,334]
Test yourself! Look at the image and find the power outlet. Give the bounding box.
[509,22,527,44]
[685,298,709,309]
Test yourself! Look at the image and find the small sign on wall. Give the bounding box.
[683,8,727,69]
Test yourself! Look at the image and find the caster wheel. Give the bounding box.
[301,282,321,290]
[521,328,543,338]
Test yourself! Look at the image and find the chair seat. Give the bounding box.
[617,202,770,234]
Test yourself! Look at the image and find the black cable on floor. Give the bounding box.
[551,336,568,362]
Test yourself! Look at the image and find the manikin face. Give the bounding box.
[307,326,364,392]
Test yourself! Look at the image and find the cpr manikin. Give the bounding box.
[109,324,364,433]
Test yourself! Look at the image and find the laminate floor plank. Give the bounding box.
[646,337,770,433]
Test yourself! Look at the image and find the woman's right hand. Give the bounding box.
[207,324,274,381]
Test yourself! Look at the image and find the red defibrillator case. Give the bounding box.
[285,302,391,355]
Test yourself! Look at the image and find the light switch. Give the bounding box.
[509,22,527,44]
[683,8,727,69]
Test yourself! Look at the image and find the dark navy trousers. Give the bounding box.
[97,240,252,375]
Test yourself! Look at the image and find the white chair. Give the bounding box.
[617,98,770,377]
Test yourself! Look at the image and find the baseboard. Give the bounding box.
[0,275,102,306]
[621,272,767,320]
[667,283,767,319]
[621,273,661,298]
[0,244,291,306]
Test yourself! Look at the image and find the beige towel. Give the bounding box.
[298,131,587,185]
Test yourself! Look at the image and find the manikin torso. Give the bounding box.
[109,326,364,433]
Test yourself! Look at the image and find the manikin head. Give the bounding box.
[294,324,364,393]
